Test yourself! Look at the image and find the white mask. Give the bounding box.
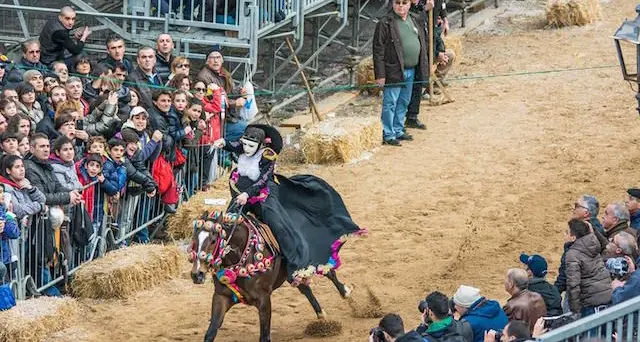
[240,138,260,157]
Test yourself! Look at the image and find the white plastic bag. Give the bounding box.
[239,68,259,121]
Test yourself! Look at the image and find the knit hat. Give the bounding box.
[206,44,222,59]
[452,285,481,309]
[520,253,548,278]
[628,188,640,200]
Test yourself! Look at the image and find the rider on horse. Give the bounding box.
[214,125,363,286]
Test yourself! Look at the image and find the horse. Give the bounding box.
[188,210,353,342]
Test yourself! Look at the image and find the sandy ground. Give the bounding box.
[49,1,640,341]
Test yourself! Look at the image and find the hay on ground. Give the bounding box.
[167,176,230,240]
[71,244,181,299]
[546,0,600,27]
[443,35,463,66]
[304,319,343,337]
[0,296,79,342]
[301,117,381,164]
[356,56,380,97]
[347,286,384,318]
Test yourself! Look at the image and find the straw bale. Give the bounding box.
[356,57,381,96]
[546,0,600,27]
[71,244,181,299]
[0,297,79,342]
[443,35,463,66]
[167,176,230,240]
[300,117,381,164]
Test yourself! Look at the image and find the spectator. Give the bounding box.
[168,74,192,94]
[83,63,113,102]
[453,285,508,342]
[484,321,531,342]
[416,291,471,342]
[49,136,82,191]
[99,35,133,74]
[573,195,604,234]
[373,0,428,146]
[7,114,31,137]
[101,138,127,197]
[602,202,636,240]
[128,46,163,109]
[405,0,434,130]
[611,256,640,305]
[156,34,175,82]
[173,90,189,116]
[168,56,191,82]
[0,55,10,89]
[603,231,638,263]
[369,313,424,342]
[37,85,66,139]
[51,61,69,85]
[86,135,106,155]
[0,184,19,283]
[75,153,102,222]
[565,219,612,316]
[1,132,20,157]
[626,188,640,231]
[196,46,247,142]
[17,134,28,156]
[23,70,47,110]
[502,268,547,332]
[7,39,46,87]
[43,75,59,94]
[148,89,181,162]
[65,77,89,116]
[110,62,132,122]
[0,115,7,136]
[39,6,90,67]
[16,83,44,127]
[0,98,18,119]
[129,88,140,107]
[519,253,562,316]
[0,155,46,220]
[85,77,121,139]
[192,80,206,101]
[24,133,82,207]
[71,54,92,81]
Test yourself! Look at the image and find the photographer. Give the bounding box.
[452,285,508,342]
[369,313,424,342]
[416,291,472,342]
[484,321,531,342]
[611,256,640,305]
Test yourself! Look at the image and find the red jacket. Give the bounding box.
[75,159,96,219]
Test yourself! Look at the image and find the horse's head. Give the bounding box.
[188,211,226,284]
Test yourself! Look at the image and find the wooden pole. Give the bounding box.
[285,37,323,122]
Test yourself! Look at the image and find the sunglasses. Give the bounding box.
[177,63,189,68]
[194,87,206,92]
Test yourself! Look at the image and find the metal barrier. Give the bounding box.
[536,296,640,342]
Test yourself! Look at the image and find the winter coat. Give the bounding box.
[24,153,72,206]
[373,12,429,87]
[124,151,156,197]
[0,205,19,265]
[36,115,60,141]
[119,120,161,164]
[101,155,127,196]
[565,233,612,313]
[127,66,164,109]
[75,159,100,222]
[99,55,134,74]
[155,52,173,82]
[418,317,470,342]
[49,155,82,191]
[630,211,640,231]
[0,175,46,220]
[528,277,563,317]
[38,18,84,66]
[115,86,132,122]
[148,105,179,161]
[612,258,640,305]
[6,58,48,87]
[18,101,44,128]
[459,298,508,342]
[396,330,426,342]
[85,99,121,139]
[604,220,637,240]
[554,241,572,294]
[503,289,547,332]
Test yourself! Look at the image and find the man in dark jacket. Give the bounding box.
[373,0,429,146]
[24,133,82,207]
[417,291,471,342]
[155,34,175,82]
[503,268,547,332]
[371,313,424,342]
[565,219,612,317]
[602,202,637,240]
[127,46,164,109]
[39,7,91,67]
[520,253,562,316]
[611,256,640,305]
[148,89,182,163]
[452,285,508,342]
[99,35,133,74]
[6,40,47,87]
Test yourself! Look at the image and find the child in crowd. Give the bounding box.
[17,134,29,157]
[172,90,189,116]
[181,97,206,195]
[0,184,19,284]
[0,99,17,119]
[75,153,104,225]
[1,132,20,157]
[87,135,106,157]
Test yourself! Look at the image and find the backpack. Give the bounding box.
[69,203,92,247]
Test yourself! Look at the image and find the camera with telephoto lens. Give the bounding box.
[493,331,502,341]
[606,257,630,281]
[370,327,387,342]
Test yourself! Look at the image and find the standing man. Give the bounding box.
[99,35,133,74]
[128,46,163,109]
[156,34,175,82]
[39,6,91,67]
[373,0,428,146]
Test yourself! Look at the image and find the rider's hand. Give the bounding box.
[236,192,249,205]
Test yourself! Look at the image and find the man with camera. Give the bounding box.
[610,255,640,305]
[602,231,638,264]
[369,313,424,342]
[416,291,472,342]
[452,285,508,342]
[483,321,531,342]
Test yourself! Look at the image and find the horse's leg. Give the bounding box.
[325,269,352,299]
[258,296,273,342]
[297,283,325,319]
[204,293,234,342]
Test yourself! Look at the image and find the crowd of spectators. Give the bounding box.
[0,5,252,298]
[370,190,640,341]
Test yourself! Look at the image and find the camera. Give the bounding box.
[418,300,428,314]
[494,331,502,341]
[606,257,630,281]
[370,327,387,342]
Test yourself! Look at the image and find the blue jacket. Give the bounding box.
[101,155,127,196]
[630,211,640,231]
[0,205,19,265]
[612,257,640,305]
[460,298,508,342]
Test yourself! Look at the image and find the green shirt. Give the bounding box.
[395,14,421,68]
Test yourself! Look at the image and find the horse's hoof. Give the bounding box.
[343,285,353,299]
[317,309,327,320]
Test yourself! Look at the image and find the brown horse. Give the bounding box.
[188,211,352,342]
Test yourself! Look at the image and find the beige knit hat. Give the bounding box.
[453,285,482,309]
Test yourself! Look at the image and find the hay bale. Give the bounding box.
[356,57,381,96]
[347,286,384,318]
[443,35,463,66]
[546,0,600,27]
[167,176,230,240]
[71,244,181,299]
[0,297,79,342]
[304,319,343,337]
[300,117,381,164]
